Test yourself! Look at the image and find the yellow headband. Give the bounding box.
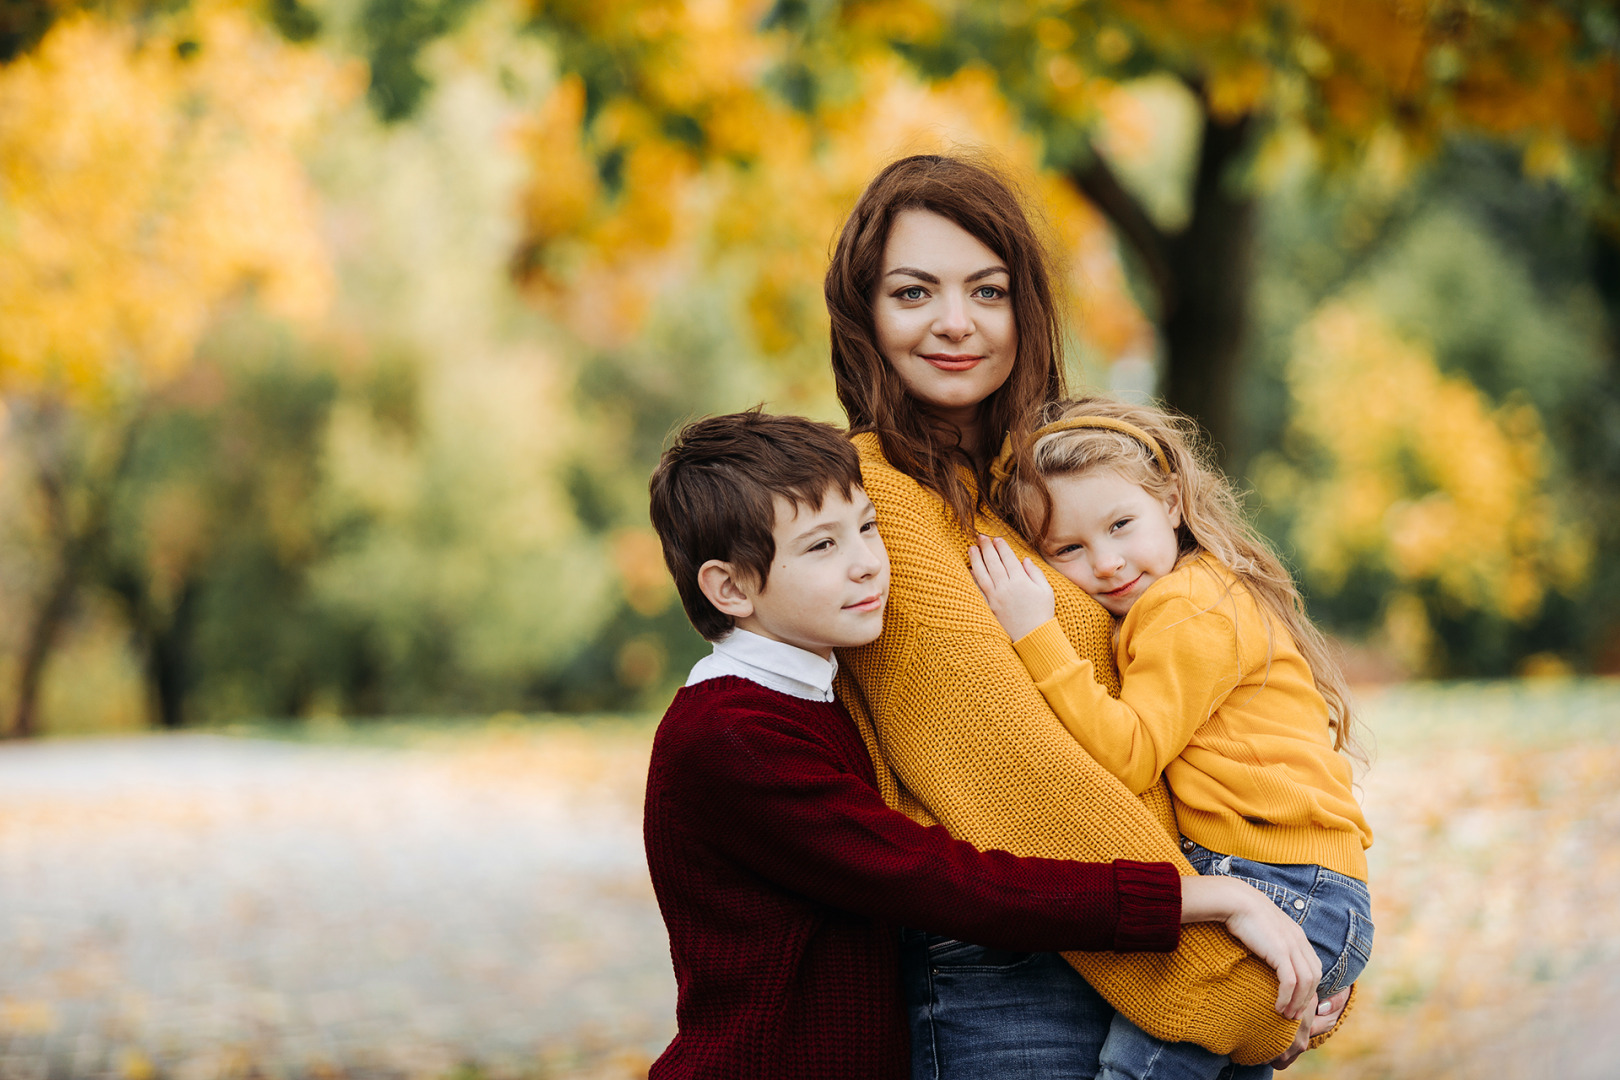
[989,415,1172,502]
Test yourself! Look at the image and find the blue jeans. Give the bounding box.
[900,927,1114,1079]
[901,843,1373,1080]
[1096,839,1375,1080]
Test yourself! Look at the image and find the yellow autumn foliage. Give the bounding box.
[0,5,360,404]
[515,20,1145,374]
[1268,299,1590,667]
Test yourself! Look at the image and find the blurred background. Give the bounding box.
[1,1,1617,1077]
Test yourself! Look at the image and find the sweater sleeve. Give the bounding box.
[1013,592,1239,796]
[836,441,1302,1066]
[674,707,1183,954]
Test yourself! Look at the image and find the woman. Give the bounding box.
[825,154,1351,1077]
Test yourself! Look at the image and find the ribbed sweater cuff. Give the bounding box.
[1012,618,1086,682]
[1111,859,1182,953]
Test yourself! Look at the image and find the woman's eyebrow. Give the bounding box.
[882,266,1010,283]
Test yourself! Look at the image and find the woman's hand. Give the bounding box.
[1179,875,1322,1022]
[967,534,1057,641]
[1272,986,1352,1069]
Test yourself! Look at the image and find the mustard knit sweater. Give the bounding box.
[835,434,1308,1066]
[1013,553,1372,881]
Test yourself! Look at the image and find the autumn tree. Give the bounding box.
[0,6,353,734]
[492,0,1618,455]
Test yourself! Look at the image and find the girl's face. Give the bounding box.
[872,209,1017,442]
[1040,469,1182,618]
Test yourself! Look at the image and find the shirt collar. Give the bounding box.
[685,629,839,702]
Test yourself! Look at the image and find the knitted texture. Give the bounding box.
[643,676,1184,1080]
[1013,552,1372,880]
[835,433,1301,1065]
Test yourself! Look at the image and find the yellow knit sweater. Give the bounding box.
[835,433,1303,1065]
[1013,553,1371,881]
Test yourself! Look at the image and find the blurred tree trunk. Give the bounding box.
[8,408,138,738]
[1072,107,1256,461]
[108,568,199,730]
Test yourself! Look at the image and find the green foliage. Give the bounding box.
[1246,140,1620,675]
[360,0,481,120]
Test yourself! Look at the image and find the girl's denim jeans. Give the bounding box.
[1098,838,1375,1080]
[900,839,1373,1080]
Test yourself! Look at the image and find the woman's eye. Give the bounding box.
[973,285,1005,300]
[898,286,926,301]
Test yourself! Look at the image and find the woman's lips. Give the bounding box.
[921,353,983,371]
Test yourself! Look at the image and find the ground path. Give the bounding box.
[5,682,1620,1080]
[0,726,673,1080]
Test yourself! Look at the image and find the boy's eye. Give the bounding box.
[808,539,834,552]
[1111,517,1132,532]
[860,518,879,534]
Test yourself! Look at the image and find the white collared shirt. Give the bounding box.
[685,628,838,703]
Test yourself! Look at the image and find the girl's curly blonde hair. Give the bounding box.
[991,396,1366,760]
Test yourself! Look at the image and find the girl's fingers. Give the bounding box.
[991,536,1024,574]
[967,541,990,589]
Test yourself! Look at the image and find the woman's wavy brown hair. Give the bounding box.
[826,153,1066,531]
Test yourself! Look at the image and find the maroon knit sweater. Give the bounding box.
[643,676,1183,1080]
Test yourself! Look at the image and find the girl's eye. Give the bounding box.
[1111,517,1132,532]
[1052,543,1082,557]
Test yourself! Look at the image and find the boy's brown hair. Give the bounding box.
[649,408,864,641]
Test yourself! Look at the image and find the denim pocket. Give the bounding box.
[924,934,1034,969]
[1320,906,1375,996]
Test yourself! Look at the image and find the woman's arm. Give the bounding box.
[837,441,1301,1065]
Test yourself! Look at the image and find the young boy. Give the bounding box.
[643,410,1311,1080]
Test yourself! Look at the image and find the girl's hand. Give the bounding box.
[1180,875,1322,1022]
[967,534,1056,642]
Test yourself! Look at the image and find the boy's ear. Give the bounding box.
[697,559,756,620]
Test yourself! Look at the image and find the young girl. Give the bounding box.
[971,395,1374,1080]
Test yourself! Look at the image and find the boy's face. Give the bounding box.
[734,486,890,659]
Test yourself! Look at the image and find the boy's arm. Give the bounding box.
[674,709,1184,955]
[1012,593,1236,796]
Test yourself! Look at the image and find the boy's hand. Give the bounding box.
[1180,875,1322,1022]
[968,535,1056,642]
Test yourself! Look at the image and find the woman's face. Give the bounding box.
[872,209,1017,440]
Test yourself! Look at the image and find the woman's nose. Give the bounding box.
[932,294,973,339]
